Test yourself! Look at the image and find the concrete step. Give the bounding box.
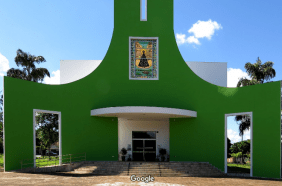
[71,162,225,177]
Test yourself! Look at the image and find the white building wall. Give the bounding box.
[60,60,227,87]
[60,60,102,84]
[118,118,169,161]
[186,62,227,87]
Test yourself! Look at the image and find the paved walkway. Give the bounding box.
[0,172,282,186]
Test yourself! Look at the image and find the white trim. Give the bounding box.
[280,87,281,179]
[225,112,253,177]
[3,78,5,172]
[140,0,147,21]
[129,37,159,80]
[33,109,62,167]
[91,106,197,119]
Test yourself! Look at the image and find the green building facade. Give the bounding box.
[3,0,281,179]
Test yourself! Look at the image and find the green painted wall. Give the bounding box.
[4,0,281,178]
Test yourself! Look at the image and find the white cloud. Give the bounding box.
[228,128,250,144]
[243,130,250,141]
[227,68,251,87]
[187,36,200,45]
[188,19,222,40]
[43,70,60,85]
[176,33,186,45]
[176,19,222,45]
[227,129,241,144]
[0,53,10,76]
[176,34,200,45]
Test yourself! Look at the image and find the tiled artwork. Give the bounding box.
[130,38,158,79]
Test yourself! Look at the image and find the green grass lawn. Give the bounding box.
[35,155,84,168]
[36,156,60,167]
[227,163,250,173]
[0,154,3,168]
[1,154,85,169]
[0,154,60,168]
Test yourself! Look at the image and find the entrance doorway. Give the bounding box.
[33,109,62,167]
[132,131,156,161]
[225,112,252,177]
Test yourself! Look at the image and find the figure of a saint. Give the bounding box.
[138,50,149,68]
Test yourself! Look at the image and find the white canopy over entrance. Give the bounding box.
[91,106,197,120]
[91,106,197,161]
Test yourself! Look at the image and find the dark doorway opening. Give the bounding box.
[132,131,156,161]
[132,140,156,161]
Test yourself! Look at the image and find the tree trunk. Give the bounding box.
[241,135,244,164]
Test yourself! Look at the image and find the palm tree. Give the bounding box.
[235,57,276,164]
[7,49,50,82]
[237,57,275,87]
[234,115,251,164]
[234,115,251,138]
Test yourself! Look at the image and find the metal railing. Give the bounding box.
[20,152,86,170]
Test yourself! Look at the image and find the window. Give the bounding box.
[132,131,156,139]
[141,0,147,21]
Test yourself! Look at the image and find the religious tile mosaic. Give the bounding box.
[130,38,158,79]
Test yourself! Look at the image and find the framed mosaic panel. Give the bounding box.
[129,37,159,80]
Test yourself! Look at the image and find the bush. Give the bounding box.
[231,152,242,158]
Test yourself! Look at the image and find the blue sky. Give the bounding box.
[0,0,279,143]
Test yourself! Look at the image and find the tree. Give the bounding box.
[36,113,59,159]
[7,49,50,82]
[230,140,250,164]
[237,57,276,87]
[227,138,232,158]
[234,115,251,164]
[234,115,251,139]
[230,140,250,155]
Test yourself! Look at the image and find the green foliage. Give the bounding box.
[7,49,50,82]
[231,152,242,158]
[237,57,276,87]
[230,140,250,154]
[235,115,251,136]
[230,140,250,164]
[0,154,3,167]
[36,113,59,159]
